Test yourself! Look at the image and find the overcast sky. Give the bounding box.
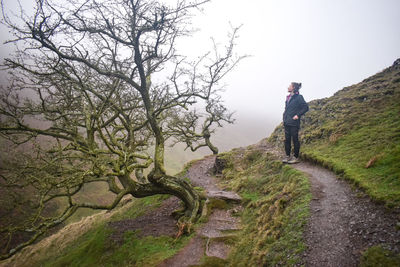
[1,0,400,143]
[180,0,400,122]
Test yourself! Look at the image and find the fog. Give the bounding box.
[179,0,400,132]
[1,0,399,148]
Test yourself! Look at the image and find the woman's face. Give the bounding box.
[288,83,294,93]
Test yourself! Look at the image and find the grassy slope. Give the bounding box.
[36,195,193,267]
[7,61,400,265]
[7,161,201,267]
[217,147,311,266]
[269,62,400,208]
[4,146,310,267]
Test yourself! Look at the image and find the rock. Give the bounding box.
[207,190,242,203]
[205,238,230,259]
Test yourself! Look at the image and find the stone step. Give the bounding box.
[205,239,230,259]
[199,228,241,239]
[205,235,238,259]
[207,190,242,203]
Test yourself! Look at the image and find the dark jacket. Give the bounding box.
[283,93,309,128]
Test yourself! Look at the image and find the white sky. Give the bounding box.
[1,0,400,143]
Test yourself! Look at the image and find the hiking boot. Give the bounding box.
[288,157,300,164]
[282,155,291,163]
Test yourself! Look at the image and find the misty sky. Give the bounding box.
[1,0,400,144]
[181,0,400,122]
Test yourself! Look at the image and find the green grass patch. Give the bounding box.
[110,195,169,221]
[302,104,400,207]
[241,191,261,204]
[41,223,111,267]
[360,245,400,267]
[37,195,192,267]
[103,231,192,267]
[42,225,192,267]
[218,149,311,266]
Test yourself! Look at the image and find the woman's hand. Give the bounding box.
[293,115,299,120]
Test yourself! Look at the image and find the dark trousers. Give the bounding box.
[284,125,300,158]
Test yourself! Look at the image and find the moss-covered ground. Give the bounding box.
[216,148,311,266]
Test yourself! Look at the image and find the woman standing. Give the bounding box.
[282,82,309,163]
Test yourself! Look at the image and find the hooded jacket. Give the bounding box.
[283,93,309,128]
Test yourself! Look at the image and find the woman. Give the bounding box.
[282,82,309,163]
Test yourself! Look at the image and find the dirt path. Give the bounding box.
[293,162,400,267]
[167,144,400,266]
[158,155,241,267]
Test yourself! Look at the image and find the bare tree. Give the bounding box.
[0,0,243,259]
[167,98,235,154]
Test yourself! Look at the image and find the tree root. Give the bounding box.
[175,221,192,239]
[174,198,205,239]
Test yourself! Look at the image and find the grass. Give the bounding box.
[41,147,310,267]
[269,64,400,208]
[110,195,168,221]
[32,195,192,267]
[301,92,400,207]
[360,246,400,267]
[217,148,311,266]
[42,226,192,267]
[265,63,400,264]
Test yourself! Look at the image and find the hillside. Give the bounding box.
[2,60,400,266]
[269,58,400,207]
[1,145,312,267]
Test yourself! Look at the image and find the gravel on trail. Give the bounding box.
[294,162,400,267]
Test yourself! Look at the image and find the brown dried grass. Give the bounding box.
[329,133,343,144]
